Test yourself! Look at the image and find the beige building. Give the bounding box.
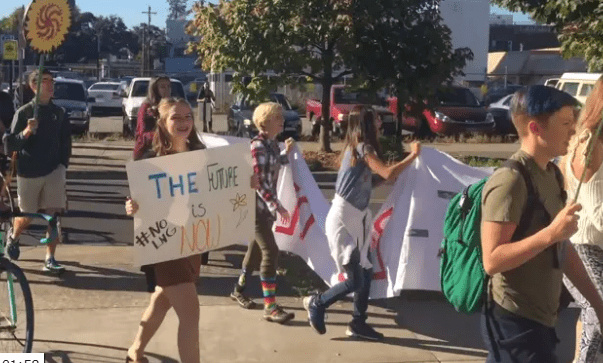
[488,48,587,85]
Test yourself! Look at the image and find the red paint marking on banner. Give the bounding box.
[371,207,394,280]
[275,183,315,242]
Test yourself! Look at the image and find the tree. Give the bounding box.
[168,0,189,20]
[187,0,356,152]
[352,0,473,139]
[0,7,24,35]
[492,0,603,71]
[133,24,168,65]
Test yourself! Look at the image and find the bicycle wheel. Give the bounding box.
[0,258,34,352]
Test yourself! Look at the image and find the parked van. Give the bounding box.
[554,73,602,105]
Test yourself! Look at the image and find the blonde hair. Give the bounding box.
[253,102,283,131]
[565,77,603,161]
[152,98,205,156]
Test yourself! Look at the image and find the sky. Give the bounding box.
[2,0,533,29]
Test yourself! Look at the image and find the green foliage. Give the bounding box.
[186,0,354,102]
[168,0,189,20]
[351,0,473,118]
[491,0,603,71]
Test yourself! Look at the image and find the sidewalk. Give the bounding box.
[19,243,578,362]
[41,140,575,363]
[21,244,494,363]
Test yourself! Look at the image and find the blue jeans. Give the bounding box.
[316,248,372,323]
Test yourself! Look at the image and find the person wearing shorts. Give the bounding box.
[4,69,71,272]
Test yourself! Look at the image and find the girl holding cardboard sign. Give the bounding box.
[125,98,259,363]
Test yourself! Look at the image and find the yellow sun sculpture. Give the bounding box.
[24,0,72,53]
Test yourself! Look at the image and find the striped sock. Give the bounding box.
[261,276,277,312]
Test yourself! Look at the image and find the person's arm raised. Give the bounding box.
[364,141,421,182]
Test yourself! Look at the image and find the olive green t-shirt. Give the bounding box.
[481,149,566,327]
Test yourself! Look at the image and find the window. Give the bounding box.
[503,95,512,106]
[333,88,372,104]
[436,87,480,107]
[580,83,595,97]
[171,82,185,98]
[130,80,185,98]
[90,83,120,91]
[561,82,580,96]
[131,81,149,97]
[224,74,233,83]
[270,94,293,110]
[54,83,86,102]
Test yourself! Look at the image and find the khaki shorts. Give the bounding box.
[17,165,67,213]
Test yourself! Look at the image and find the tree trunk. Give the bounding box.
[396,93,404,144]
[320,48,334,153]
[320,78,333,152]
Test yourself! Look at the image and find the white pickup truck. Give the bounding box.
[121,77,186,136]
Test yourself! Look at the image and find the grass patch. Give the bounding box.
[279,251,328,296]
[457,156,504,168]
[72,132,131,142]
[425,133,518,144]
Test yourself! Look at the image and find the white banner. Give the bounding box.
[368,147,492,297]
[126,142,255,266]
[200,134,495,299]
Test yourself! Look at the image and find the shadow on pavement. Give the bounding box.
[39,339,177,363]
[19,259,148,292]
[331,335,487,358]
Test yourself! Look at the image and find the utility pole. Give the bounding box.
[142,6,156,76]
[18,6,25,106]
[141,26,146,76]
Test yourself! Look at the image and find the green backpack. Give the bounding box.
[439,159,566,314]
[439,176,489,313]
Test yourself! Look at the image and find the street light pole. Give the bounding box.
[97,33,101,80]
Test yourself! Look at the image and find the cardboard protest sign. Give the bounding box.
[125,143,255,266]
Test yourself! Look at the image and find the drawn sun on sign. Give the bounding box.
[24,0,72,53]
[230,193,247,212]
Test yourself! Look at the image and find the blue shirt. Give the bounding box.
[335,143,374,211]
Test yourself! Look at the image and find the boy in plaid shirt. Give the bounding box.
[231,102,296,324]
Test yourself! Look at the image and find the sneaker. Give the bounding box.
[43,257,65,273]
[303,295,326,334]
[346,320,384,341]
[230,290,257,309]
[6,228,20,261]
[263,305,295,324]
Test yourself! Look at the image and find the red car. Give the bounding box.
[389,86,495,136]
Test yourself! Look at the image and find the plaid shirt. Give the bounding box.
[251,132,289,217]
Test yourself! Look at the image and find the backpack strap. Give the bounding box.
[548,161,567,204]
[502,159,536,197]
[501,160,540,242]
[502,159,566,268]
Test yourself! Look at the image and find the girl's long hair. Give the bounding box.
[146,75,171,106]
[575,76,603,140]
[341,105,381,167]
[143,75,171,119]
[566,76,603,164]
[152,98,205,156]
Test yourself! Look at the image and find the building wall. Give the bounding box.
[440,0,490,83]
[490,14,513,25]
[489,24,559,52]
